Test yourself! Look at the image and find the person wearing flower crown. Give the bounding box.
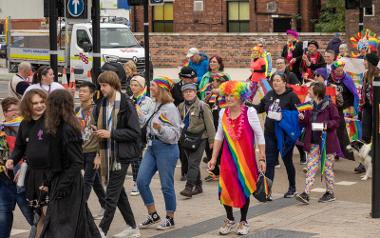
[208,81,265,236]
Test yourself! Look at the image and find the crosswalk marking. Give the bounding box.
[335,181,357,186]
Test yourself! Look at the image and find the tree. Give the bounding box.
[315,0,345,32]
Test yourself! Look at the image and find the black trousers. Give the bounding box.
[337,109,354,160]
[179,144,188,176]
[361,104,372,144]
[83,152,106,208]
[99,162,137,233]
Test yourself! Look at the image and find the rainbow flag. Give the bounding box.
[2,116,23,127]
[217,96,227,108]
[320,131,327,179]
[198,83,210,93]
[296,102,313,112]
[258,78,272,95]
[288,84,309,103]
[159,114,174,126]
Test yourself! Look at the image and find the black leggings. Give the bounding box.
[223,199,250,222]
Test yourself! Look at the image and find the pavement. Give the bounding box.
[9,156,378,238]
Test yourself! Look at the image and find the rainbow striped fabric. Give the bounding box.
[258,78,272,95]
[296,102,313,112]
[218,108,259,208]
[159,113,174,126]
[2,116,23,127]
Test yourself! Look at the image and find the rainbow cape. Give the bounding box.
[159,113,174,126]
[296,102,313,112]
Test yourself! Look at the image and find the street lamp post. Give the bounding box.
[49,0,58,82]
[372,77,380,218]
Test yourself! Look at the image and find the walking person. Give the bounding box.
[186,47,209,82]
[296,82,341,204]
[136,76,182,230]
[208,81,265,236]
[76,82,107,220]
[300,40,326,83]
[95,71,141,237]
[198,55,231,100]
[6,89,50,237]
[129,75,155,196]
[38,89,101,237]
[178,83,216,198]
[8,61,31,99]
[0,97,33,238]
[282,29,303,80]
[253,73,300,198]
[24,66,64,95]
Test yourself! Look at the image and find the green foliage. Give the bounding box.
[315,0,345,32]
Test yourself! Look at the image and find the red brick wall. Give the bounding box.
[130,0,317,33]
[136,32,342,67]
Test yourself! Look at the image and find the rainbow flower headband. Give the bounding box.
[219,81,251,101]
[152,76,174,92]
[332,60,345,70]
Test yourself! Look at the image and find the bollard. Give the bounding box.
[371,76,380,218]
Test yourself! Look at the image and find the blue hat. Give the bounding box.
[314,68,328,81]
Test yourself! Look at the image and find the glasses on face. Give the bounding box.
[314,74,321,77]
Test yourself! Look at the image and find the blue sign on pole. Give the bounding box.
[67,0,85,17]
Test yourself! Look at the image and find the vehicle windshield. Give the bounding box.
[100,28,140,48]
[0,36,5,44]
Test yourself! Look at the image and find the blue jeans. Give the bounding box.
[137,140,179,213]
[0,178,33,238]
[264,133,296,189]
[83,152,106,208]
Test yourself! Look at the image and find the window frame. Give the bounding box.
[364,4,375,17]
[227,1,250,33]
[152,2,174,33]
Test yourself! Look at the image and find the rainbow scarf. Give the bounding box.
[218,108,259,208]
[208,93,218,104]
[320,131,327,179]
[217,96,227,108]
[2,116,23,127]
[198,83,211,93]
[159,113,174,126]
[296,102,313,112]
[134,87,147,105]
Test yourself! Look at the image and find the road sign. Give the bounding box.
[66,0,90,23]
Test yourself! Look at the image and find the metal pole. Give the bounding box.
[92,0,101,85]
[371,77,380,218]
[144,0,150,95]
[49,0,58,82]
[359,7,364,32]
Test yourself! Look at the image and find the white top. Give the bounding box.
[24,82,64,95]
[215,107,265,145]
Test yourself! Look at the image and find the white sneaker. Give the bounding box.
[130,183,140,196]
[112,227,141,238]
[94,208,105,220]
[236,221,249,235]
[219,218,235,235]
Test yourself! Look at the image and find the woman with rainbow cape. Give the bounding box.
[208,81,265,236]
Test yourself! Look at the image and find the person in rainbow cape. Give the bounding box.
[208,81,265,236]
[0,97,33,237]
[296,82,341,205]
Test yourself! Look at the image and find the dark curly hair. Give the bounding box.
[45,89,81,135]
[32,66,52,84]
[208,55,225,72]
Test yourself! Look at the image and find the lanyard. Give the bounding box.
[79,108,92,126]
[106,103,114,130]
[40,83,52,94]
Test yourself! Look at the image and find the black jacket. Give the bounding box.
[99,93,142,161]
[271,70,300,85]
[281,40,304,77]
[171,81,184,106]
[254,87,300,134]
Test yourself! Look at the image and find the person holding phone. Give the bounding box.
[296,82,341,204]
[300,40,326,84]
[208,81,265,236]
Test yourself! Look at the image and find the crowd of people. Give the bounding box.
[0,28,379,238]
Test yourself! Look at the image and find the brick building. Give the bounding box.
[345,1,380,42]
[130,0,321,33]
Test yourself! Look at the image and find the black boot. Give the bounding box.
[192,185,203,195]
[180,185,193,198]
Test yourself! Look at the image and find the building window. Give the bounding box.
[364,4,375,17]
[227,1,250,32]
[153,3,174,32]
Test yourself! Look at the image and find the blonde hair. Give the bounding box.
[154,87,174,104]
[124,60,138,75]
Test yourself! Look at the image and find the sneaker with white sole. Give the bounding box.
[236,221,249,235]
[139,213,161,229]
[318,192,336,203]
[94,208,105,220]
[219,218,235,235]
[130,183,140,196]
[156,216,175,230]
[112,227,140,238]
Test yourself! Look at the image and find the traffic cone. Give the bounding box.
[61,68,68,89]
[69,67,75,88]
[87,70,92,82]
